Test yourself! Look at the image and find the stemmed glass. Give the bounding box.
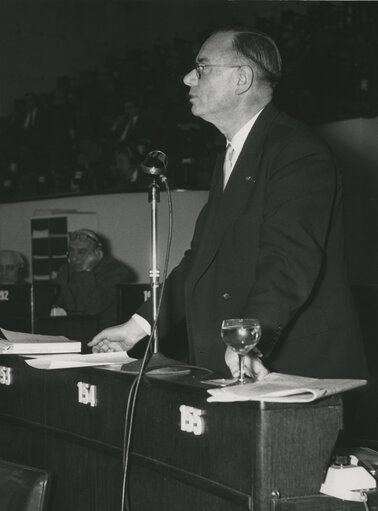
[221,318,262,384]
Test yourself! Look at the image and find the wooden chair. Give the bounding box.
[116,283,151,323]
[0,459,51,511]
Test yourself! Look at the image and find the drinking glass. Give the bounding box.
[221,318,262,384]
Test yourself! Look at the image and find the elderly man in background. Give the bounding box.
[0,250,25,285]
[53,229,132,330]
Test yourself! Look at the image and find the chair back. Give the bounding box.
[117,283,151,323]
[0,284,33,332]
[0,459,50,511]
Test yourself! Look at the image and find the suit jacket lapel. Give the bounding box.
[190,103,280,283]
[195,154,224,245]
[186,155,223,283]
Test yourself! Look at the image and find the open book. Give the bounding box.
[206,372,367,403]
[0,328,81,354]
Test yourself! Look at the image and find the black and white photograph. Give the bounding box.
[0,1,377,510]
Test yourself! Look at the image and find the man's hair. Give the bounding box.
[213,28,282,89]
[68,229,102,249]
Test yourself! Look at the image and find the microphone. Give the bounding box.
[142,150,168,176]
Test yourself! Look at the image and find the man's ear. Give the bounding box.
[95,247,104,261]
[236,65,254,95]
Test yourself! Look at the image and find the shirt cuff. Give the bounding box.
[132,313,151,336]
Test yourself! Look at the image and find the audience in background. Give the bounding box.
[52,229,133,329]
[108,96,142,145]
[0,37,218,200]
[0,250,26,285]
[107,142,150,191]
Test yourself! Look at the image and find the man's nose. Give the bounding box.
[69,251,79,262]
[183,69,198,86]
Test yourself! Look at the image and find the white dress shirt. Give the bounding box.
[223,108,264,187]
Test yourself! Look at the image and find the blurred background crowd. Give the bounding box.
[0,1,377,202]
[0,37,222,200]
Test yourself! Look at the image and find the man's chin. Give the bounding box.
[71,265,85,272]
[190,103,210,122]
[190,102,201,117]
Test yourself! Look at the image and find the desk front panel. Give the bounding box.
[0,355,45,423]
[0,356,343,511]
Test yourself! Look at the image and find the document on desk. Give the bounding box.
[207,372,367,403]
[24,352,137,370]
[0,328,81,354]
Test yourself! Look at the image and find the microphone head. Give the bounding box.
[142,150,168,176]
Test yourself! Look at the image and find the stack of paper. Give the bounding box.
[0,328,81,354]
[206,372,367,403]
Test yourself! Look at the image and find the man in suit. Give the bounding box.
[109,96,158,154]
[89,28,367,380]
[53,229,132,330]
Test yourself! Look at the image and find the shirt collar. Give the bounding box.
[227,107,264,162]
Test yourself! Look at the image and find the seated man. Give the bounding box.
[52,229,133,330]
[112,142,150,191]
[0,250,26,285]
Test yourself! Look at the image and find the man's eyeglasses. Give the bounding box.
[194,63,241,79]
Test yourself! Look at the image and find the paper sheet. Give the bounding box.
[206,372,367,403]
[25,352,136,370]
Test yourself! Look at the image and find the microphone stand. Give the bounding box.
[149,176,160,354]
[123,153,190,376]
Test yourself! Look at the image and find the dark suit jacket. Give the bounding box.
[112,113,160,150]
[54,255,131,330]
[139,102,367,379]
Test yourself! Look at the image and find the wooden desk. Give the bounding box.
[0,355,369,511]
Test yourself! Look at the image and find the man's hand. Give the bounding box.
[87,317,147,353]
[225,346,269,381]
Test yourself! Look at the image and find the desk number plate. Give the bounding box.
[77,382,98,407]
[0,366,12,386]
[179,405,205,436]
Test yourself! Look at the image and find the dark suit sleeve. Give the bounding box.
[243,133,337,358]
